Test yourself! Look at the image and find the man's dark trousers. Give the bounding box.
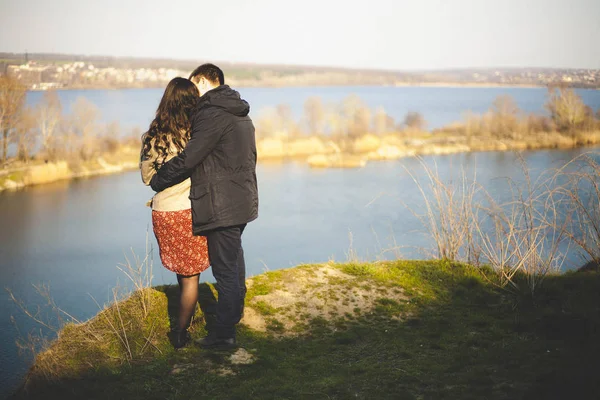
[206,224,247,339]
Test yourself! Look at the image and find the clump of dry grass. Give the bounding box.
[403,159,478,263]
[558,153,600,269]
[10,234,173,389]
[471,158,568,294]
[28,287,170,383]
[405,154,600,294]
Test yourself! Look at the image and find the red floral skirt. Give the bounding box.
[152,209,210,276]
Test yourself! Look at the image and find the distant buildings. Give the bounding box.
[2,60,599,90]
[6,61,187,90]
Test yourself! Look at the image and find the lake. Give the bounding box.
[1,85,599,397]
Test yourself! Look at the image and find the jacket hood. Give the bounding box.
[197,85,250,117]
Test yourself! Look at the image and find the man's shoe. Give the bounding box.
[196,334,237,349]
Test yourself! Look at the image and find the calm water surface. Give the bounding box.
[1,86,599,397]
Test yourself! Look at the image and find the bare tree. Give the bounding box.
[490,95,519,138]
[35,90,63,160]
[255,107,280,138]
[254,104,299,139]
[0,75,27,164]
[276,104,299,138]
[373,107,395,135]
[463,111,480,144]
[524,113,554,134]
[403,111,426,132]
[326,105,344,138]
[125,126,142,147]
[352,107,371,137]
[341,95,370,138]
[303,96,325,136]
[581,106,597,131]
[13,107,36,163]
[545,85,587,134]
[70,97,100,160]
[101,121,121,153]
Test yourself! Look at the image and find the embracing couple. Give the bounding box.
[139,64,258,349]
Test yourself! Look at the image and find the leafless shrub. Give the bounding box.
[489,95,519,139]
[116,232,155,317]
[122,126,143,148]
[345,230,361,262]
[406,155,574,294]
[373,107,395,135]
[277,104,300,138]
[558,154,600,267]
[303,96,325,136]
[471,158,568,293]
[0,75,27,164]
[546,85,588,134]
[100,121,121,154]
[523,113,555,134]
[403,111,426,132]
[13,107,37,163]
[463,111,480,142]
[255,107,281,138]
[8,283,81,334]
[35,91,63,161]
[339,95,370,139]
[69,97,100,161]
[403,158,478,262]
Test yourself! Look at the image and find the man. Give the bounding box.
[150,63,258,348]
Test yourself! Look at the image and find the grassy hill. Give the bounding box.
[12,260,600,399]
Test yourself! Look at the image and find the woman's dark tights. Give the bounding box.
[176,273,200,332]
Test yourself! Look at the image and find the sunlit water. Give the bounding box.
[1,86,599,396]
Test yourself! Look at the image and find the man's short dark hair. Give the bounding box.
[189,63,224,86]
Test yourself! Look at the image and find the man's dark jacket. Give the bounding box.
[150,85,258,234]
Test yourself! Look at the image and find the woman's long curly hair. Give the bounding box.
[141,77,199,162]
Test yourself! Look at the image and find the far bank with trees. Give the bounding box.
[1,74,599,190]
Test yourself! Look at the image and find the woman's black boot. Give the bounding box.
[169,329,190,349]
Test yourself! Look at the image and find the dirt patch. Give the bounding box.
[171,348,256,377]
[241,264,408,335]
[217,367,235,376]
[230,348,255,365]
[170,363,195,374]
[241,307,267,332]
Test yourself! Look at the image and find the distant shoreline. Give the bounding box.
[5,53,598,92]
[0,148,140,193]
[390,82,542,89]
[2,133,600,193]
[27,81,598,92]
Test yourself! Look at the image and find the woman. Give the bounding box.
[140,77,208,349]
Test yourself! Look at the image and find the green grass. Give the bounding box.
[7,171,24,181]
[12,260,600,399]
[0,170,25,187]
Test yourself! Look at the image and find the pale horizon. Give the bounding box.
[1,0,599,70]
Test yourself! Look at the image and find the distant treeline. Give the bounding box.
[1,72,599,170]
[0,75,139,167]
[255,85,600,145]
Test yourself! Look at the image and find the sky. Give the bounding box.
[1,0,599,70]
